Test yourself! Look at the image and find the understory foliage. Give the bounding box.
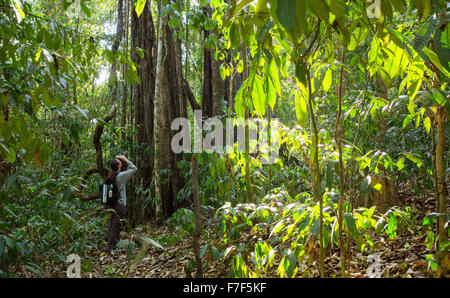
[0,0,449,278]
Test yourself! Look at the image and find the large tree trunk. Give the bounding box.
[154,4,186,221]
[128,0,157,226]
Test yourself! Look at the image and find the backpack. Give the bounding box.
[100,177,119,206]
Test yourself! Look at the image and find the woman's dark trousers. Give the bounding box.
[107,202,126,252]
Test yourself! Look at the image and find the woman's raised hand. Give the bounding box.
[116,155,129,163]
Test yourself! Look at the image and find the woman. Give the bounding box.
[106,155,137,253]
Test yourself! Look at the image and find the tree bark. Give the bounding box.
[192,154,203,277]
[335,46,346,277]
[154,3,186,221]
[201,6,225,117]
[307,66,324,278]
[241,45,252,203]
[436,107,447,250]
[128,0,157,226]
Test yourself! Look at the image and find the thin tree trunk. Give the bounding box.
[336,46,346,277]
[192,154,203,277]
[436,108,447,250]
[153,4,166,223]
[241,45,252,203]
[306,67,324,278]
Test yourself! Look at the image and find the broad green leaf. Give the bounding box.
[368,33,379,76]
[307,0,330,22]
[256,0,269,14]
[80,2,92,17]
[386,213,397,238]
[413,16,437,53]
[3,236,14,249]
[348,27,369,51]
[402,152,423,168]
[423,47,450,78]
[425,230,435,250]
[135,0,147,18]
[372,182,382,192]
[7,147,16,164]
[344,213,358,240]
[234,83,246,118]
[276,0,296,35]
[396,156,405,170]
[295,91,308,128]
[434,25,450,72]
[285,250,297,277]
[423,116,431,133]
[269,58,281,96]
[323,67,332,92]
[294,0,307,35]
[12,0,25,23]
[270,220,285,237]
[295,60,307,87]
[229,22,240,50]
[252,76,266,116]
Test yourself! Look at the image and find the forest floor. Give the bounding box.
[82,183,447,278]
[11,182,448,278]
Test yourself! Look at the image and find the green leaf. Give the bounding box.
[422,213,447,228]
[252,76,267,116]
[306,0,330,22]
[234,83,246,118]
[135,0,147,18]
[423,116,431,134]
[285,250,297,277]
[434,25,450,72]
[7,147,16,164]
[402,152,423,168]
[386,213,397,239]
[271,220,285,237]
[396,156,405,171]
[423,46,450,78]
[402,113,415,128]
[368,33,380,76]
[269,58,281,96]
[344,212,358,240]
[425,230,435,250]
[413,16,438,55]
[294,0,307,35]
[276,0,296,35]
[80,2,91,17]
[295,91,308,128]
[3,236,14,249]
[15,242,29,255]
[349,27,369,51]
[295,60,307,87]
[229,22,240,50]
[12,0,25,23]
[329,0,346,20]
[322,67,332,92]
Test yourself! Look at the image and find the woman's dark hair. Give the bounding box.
[108,158,121,182]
